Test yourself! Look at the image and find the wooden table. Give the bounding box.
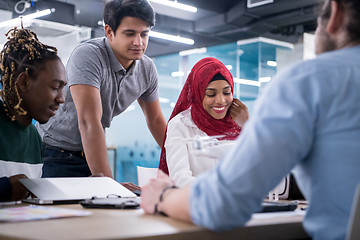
[0,204,309,240]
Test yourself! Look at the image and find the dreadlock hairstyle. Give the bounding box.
[0,23,59,121]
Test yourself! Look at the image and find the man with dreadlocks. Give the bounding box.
[0,26,66,201]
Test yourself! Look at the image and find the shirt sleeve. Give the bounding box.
[189,61,317,231]
[166,115,196,187]
[66,44,103,89]
[139,59,159,102]
[0,177,11,201]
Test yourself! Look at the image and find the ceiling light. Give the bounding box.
[0,8,54,28]
[150,31,194,45]
[247,0,274,8]
[234,78,261,87]
[259,77,271,83]
[179,47,206,56]
[149,0,197,12]
[159,97,170,103]
[267,61,277,67]
[171,71,184,77]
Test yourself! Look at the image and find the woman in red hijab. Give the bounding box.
[158,57,249,186]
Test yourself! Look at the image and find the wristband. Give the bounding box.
[154,185,178,216]
[159,185,178,202]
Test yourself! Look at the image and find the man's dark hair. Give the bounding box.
[103,0,155,33]
[320,0,360,41]
[0,26,60,121]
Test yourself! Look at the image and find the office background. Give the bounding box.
[0,0,319,183]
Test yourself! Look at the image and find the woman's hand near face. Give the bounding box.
[229,98,249,127]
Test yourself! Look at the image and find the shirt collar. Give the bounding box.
[183,108,197,128]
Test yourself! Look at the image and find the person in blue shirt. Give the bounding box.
[140,0,360,239]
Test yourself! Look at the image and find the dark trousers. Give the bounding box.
[41,143,91,178]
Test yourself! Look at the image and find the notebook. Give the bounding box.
[80,197,141,209]
[346,185,360,240]
[20,177,137,205]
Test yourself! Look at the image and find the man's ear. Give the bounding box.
[15,72,31,93]
[326,1,345,34]
[104,25,114,40]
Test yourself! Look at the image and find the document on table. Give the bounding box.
[0,205,92,222]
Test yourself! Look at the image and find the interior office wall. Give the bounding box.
[40,32,83,65]
[107,37,303,183]
[0,14,306,183]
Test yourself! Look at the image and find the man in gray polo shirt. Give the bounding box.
[37,0,166,178]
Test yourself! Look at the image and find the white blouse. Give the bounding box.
[165,108,235,187]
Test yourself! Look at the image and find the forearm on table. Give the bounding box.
[79,121,113,178]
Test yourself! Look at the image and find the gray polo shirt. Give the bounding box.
[37,37,159,151]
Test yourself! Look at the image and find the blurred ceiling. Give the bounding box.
[0,0,322,57]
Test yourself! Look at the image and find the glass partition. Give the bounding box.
[106,37,297,183]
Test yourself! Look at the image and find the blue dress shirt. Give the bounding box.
[190,45,360,240]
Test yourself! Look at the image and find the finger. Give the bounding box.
[229,106,239,115]
[121,182,139,191]
[229,102,238,111]
[229,108,236,116]
[132,185,141,191]
[233,98,247,108]
[232,98,241,105]
[126,183,141,191]
[231,104,248,116]
[90,173,105,177]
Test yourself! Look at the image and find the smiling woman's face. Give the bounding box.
[202,79,233,120]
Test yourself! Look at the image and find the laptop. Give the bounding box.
[346,184,360,240]
[20,177,137,205]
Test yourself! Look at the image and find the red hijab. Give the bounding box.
[158,57,241,174]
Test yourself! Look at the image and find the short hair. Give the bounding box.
[0,26,60,121]
[103,0,155,33]
[320,0,360,41]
